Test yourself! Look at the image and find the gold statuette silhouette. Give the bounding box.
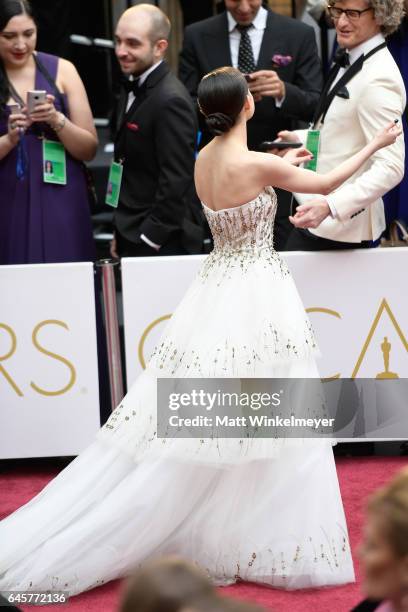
[376,336,399,379]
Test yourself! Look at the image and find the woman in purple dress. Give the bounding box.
[0,0,97,264]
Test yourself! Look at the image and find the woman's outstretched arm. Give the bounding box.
[255,121,402,197]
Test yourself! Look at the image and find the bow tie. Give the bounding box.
[121,76,141,95]
[333,47,350,68]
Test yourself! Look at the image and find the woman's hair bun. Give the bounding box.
[205,112,234,136]
[198,67,248,136]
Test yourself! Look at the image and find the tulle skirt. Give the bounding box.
[0,247,355,595]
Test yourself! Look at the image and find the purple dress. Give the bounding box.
[0,52,95,264]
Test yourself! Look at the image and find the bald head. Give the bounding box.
[121,4,171,44]
[115,4,170,75]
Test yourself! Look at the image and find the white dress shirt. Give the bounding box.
[227,7,285,107]
[125,61,163,250]
[227,6,267,68]
[126,60,163,112]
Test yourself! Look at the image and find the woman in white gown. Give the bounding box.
[0,67,401,597]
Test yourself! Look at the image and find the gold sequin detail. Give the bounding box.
[200,188,290,285]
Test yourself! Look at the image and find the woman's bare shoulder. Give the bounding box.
[248,150,278,167]
[247,150,285,182]
[235,150,274,181]
[56,58,82,92]
[57,58,78,75]
[195,149,271,209]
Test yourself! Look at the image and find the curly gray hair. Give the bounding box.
[329,0,405,36]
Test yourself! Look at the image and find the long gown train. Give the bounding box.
[0,188,355,595]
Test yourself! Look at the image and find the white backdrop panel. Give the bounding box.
[0,263,100,458]
[122,249,408,388]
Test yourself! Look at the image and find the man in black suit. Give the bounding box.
[111,4,203,257]
[178,0,323,250]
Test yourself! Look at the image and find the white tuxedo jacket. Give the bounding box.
[295,45,406,243]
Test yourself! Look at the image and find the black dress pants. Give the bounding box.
[116,232,189,257]
[284,227,372,251]
[274,188,295,252]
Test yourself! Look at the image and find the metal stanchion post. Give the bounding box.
[96,259,124,411]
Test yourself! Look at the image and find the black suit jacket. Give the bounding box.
[179,10,322,149]
[114,61,203,252]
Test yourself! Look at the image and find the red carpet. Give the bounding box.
[1,455,407,612]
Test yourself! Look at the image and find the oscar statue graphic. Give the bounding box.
[376,336,399,379]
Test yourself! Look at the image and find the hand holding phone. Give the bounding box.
[27,91,59,127]
[27,90,47,115]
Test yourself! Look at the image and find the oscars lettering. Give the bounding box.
[0,320,77,397]
[137,299,407,380]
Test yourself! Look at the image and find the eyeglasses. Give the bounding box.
[327,6,373,21]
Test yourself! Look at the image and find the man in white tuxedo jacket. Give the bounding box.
[282,0,406,250]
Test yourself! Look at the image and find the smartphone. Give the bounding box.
[27,90,47,114]
[259,141,302,152]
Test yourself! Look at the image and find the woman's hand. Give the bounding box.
[283,146,313,166]
[276,130,301,144]
[7,108,32,146]
[373,121,402,150]
[264,131,303,157]
[28,94,59,126]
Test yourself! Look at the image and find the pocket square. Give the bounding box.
[336,86,350,99]
[126,122,139,131]
[272,54,292,68]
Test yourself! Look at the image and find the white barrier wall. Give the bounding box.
[0,263,100,458]
[122,248,408,388]
[2,251,406,457]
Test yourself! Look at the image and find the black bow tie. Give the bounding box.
[333,47,350,68]
[121,76,141,95]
